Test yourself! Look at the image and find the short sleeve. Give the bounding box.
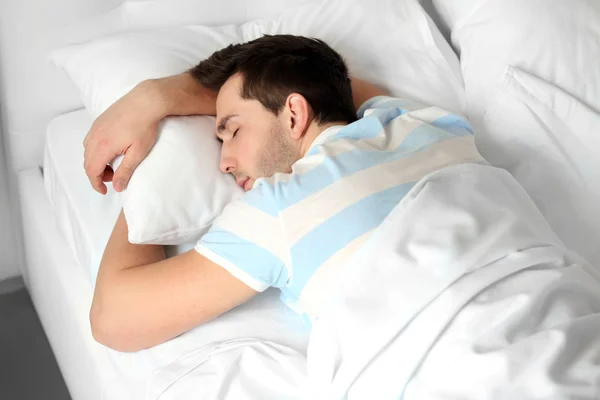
[195,186,289,292]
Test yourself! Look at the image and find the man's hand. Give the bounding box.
[83,81,163,194]
[83,72,218,194]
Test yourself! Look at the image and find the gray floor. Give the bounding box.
[0,277,71,400]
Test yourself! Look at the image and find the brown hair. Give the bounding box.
[189,34,357,125]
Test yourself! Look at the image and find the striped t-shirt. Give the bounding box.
[195,96,484,319]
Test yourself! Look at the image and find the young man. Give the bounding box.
[86,35,479,352]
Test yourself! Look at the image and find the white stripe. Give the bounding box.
[214,202,291,272]
[403,106,454,124]
[282,135,483,243]
[298,229,375,318]
[364,97,426,115]
[194,245,270,292]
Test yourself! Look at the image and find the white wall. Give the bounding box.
[0,126,19,281]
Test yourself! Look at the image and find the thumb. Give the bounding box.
[113,148,145,192]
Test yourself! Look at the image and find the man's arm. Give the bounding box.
[141,72,218,118]
[90,211,257,352]
[350,77,390,112]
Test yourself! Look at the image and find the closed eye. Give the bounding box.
[233,128,239,138]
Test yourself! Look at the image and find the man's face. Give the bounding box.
[215,73,300,192]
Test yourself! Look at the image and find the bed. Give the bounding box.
[1,0,600,399]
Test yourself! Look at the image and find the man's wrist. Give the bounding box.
[139,73,217,118]
[136,78,172,120]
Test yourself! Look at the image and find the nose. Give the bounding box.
[219,151,237,174]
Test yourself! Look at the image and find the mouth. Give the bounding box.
[237,177,251,192]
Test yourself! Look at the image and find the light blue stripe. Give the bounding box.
[199,228,288,288]
[396,123,462,154]
[324,116,384,144]
[286,182,416,300]
[268,124,469,211]
[430,114,474,135]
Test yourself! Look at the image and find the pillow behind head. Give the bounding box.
[52,25,245,244]
[241,0,466,115]
[433,0,600,124]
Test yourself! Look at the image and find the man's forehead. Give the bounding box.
[215,75,243,121]
[216,73,243,103]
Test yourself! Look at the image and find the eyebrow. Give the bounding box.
[216,114,238,135]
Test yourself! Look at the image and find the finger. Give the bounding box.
[83,155,106,194]
[84,141,117,195]
[102,165,114,182]
[112,147,146,192]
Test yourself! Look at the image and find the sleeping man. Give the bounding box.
[86,34,482,351]
[84,36,600,396]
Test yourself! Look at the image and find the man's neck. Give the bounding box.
[300,121,348,156]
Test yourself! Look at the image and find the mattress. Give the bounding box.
[43,110,122,283]
[18,167,118,400]
[42,109,311,397]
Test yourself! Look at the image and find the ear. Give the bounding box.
[285,93,311,140]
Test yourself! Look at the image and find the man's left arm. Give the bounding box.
[350,77,389,113]
[90,211,257,352]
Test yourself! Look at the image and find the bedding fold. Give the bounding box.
[304,163,600,399]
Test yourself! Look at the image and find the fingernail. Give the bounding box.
[115,180,126,191]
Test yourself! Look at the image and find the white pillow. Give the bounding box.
[429,0,488,34]
[241,0,467,115]
[478,67,600,267]
[433,0,600,123]
[52,25,245,244]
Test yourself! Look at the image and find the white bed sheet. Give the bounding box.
[18,167,121,400]
[42,109,311,398]
[43,110,122,282]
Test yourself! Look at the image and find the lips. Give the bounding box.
[237,177,250,191]
[244,178,252,192]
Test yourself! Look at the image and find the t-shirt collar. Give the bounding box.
[307,125,345,151]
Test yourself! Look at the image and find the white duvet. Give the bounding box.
[144,163,600,399]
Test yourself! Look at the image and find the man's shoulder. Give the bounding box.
[357,95,426,119]
[233,177,282,217]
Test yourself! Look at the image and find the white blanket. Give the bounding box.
[304,163,600,399]
[145,163,600,399]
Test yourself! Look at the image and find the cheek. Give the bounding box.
[227,136,254,169]
[244,141,262,167]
